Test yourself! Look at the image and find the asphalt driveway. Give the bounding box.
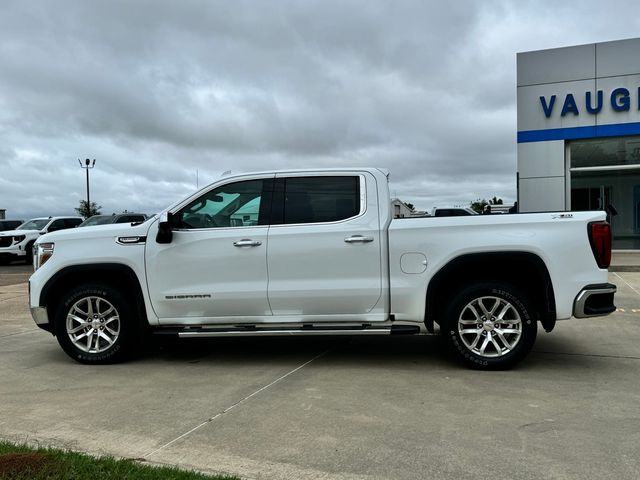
[0,272,639,480]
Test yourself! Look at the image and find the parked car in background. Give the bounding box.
[0,220,24,231]
[78,213,148,227]
[430,207,478,217]
[484,204,514,214]
[0,216,83,265]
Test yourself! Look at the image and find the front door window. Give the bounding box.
[177,179,267,229]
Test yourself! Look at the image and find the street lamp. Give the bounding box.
[78,158,96,217]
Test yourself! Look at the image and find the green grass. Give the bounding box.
[0,441,239,480]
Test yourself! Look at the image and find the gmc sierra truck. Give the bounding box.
[28,168,616,369]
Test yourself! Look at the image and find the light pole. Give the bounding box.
[78,158,96,216]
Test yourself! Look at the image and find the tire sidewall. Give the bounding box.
[54,284,134,364]
[444,283,537,370]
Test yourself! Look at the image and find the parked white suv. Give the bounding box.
[0,217,83,264]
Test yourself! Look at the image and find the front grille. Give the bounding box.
[0,237,12,248]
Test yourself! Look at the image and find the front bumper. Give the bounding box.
[0,250,25,260]
[30,306,49,325]
[573,283,617,318]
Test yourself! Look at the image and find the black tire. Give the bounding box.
[54,284,138,364]
[24,241,34,265]
[443,283,537,370]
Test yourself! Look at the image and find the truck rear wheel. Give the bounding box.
[443,283,537,369]
[54,284,136,364]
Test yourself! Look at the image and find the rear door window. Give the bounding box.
[278,176,361,225]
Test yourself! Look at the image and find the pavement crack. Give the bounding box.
[534,350,640,360]
[144,348,330,459]
[0,330,39,339]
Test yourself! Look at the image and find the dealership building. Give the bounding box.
[517,37,640,248]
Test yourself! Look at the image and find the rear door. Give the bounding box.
[266,172,384,321]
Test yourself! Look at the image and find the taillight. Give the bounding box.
[588,222,611,269]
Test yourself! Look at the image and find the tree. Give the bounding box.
[75,200,102,219]
[470,196,503,214]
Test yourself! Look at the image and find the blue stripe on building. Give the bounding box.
[517,122,640,143]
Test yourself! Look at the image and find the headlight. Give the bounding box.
[34,242,54,271]
[12,235,25,243]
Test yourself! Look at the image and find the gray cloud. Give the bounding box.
[1,0,640,219]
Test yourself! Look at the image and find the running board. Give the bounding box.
[155,324,420,338]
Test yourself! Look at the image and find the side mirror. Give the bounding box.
[156,212,175,244]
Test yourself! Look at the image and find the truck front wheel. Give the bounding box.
[54,284,136,364]
[443,283,537,369]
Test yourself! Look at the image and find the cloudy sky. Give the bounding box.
[1,0,640,219]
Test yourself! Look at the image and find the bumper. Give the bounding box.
[0,250,25,260]
[573,283,617,318]
[30,306,49,325]
[30,306,53,333]
[29,276,54,333]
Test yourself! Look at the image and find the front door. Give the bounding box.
[145,177,273,323]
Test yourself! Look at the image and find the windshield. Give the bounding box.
[78,215,113,227]
[17,219,49,231]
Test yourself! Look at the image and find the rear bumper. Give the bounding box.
[573,283,617,318]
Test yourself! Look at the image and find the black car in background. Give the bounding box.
[0,220,24,231]
[78,213,148,227]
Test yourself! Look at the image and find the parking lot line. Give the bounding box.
[144,348,330,459]
[613,272,640,297]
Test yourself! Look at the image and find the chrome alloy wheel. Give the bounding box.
[66,296,120,354]
[457,296,522,358]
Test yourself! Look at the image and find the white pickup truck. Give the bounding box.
[28,168,616,369]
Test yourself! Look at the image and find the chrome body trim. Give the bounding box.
[178,328,392,338]
[573,285,617,318]
[116,236,147,245]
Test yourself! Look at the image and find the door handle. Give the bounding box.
[233,239,262,247]
[344,235,374,244]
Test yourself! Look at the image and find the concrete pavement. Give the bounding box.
[0,273,639,479]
